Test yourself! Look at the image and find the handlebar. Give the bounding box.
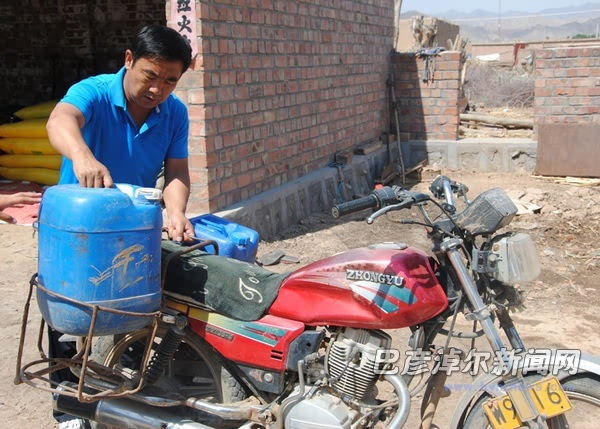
[332,186,432,220]
[331,194,378,218]
[330,176,472,238]
[430,175,455,211]
[331,187,398,219]
[429,175,470,214]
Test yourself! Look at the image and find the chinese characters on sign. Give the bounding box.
[170,0,198,57]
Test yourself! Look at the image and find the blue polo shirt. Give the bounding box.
[58,67,189,187]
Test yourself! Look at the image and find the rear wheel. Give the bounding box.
[463,375,600,428]
[89,325,246,428]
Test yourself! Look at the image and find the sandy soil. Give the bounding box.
[2,169,600,428]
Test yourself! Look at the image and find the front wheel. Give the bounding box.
[463,375,600,429]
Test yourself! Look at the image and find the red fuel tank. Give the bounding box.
[268,244,448,329]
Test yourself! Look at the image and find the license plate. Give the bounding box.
[483,377,572,429]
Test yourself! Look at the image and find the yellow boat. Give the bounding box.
[14,100,58,120]
[0,154,62,170]
[0,167,59,185]
[0,138,58,155]
[0,119,48,138]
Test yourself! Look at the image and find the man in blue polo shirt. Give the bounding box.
[47,24,194,243]
[45,25,194,429]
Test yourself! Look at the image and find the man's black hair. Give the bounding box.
[131,25,193,74]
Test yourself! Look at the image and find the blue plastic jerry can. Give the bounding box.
[189,214,259,263]
[36,184,163,336]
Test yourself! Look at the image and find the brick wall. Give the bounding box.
[390,51,462,140]
[172,0,394,213]
[0,0,165,112]
[534,46,600,133]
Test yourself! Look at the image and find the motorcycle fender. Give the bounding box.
[450,352,600,429]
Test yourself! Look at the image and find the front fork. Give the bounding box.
[442,238,547,428]
[442,240,522,354]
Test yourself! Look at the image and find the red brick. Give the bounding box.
[441,51,461,61]
[177,71,204,88]
[217,118,233,132]
[535,88,551,97]
[575,106,599,115]
[553,48,568,58]
[173,89,188,103]
[187,105,206,121]
[572,78,595,87]
[442,71,460,80]
[189,120,206,137]
[553,87,575,96]
[536,49,554,59]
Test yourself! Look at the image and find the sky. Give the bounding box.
[401,0,597,15]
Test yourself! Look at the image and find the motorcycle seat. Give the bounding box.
[161,240,290,321]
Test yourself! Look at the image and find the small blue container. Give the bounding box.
[36,184,163,336]
[190,214,259,263]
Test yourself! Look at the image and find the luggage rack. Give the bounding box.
[14,239,218,402]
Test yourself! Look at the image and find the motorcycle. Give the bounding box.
[16,176,600,429]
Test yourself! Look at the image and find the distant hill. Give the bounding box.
[401,3,600,42]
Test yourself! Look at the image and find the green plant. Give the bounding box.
[572,33,595,39]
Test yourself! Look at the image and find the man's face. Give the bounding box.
[123,50,184,110]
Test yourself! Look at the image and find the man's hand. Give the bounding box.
[166,211,195,243]
[72,151,114,188]
[0,192,42,224]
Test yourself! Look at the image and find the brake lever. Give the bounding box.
[365,192,431,224]
[366,200,413,224]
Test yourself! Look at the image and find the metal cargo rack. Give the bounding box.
[14,239,218,402]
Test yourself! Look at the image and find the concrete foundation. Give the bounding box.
[204,138,537,240]
[404,138,538,173]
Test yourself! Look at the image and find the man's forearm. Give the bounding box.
[46,104,90,161]
[163,158,193,241]
[163,171,191,216]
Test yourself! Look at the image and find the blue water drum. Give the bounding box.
[37,184,163,336]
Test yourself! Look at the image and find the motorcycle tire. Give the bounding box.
[462,374,600,429]
[88,324,246,429]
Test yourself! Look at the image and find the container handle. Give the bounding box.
[201,218,227,235]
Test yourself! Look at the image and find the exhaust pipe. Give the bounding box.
[54,388,214,429]
[384,373,411,429]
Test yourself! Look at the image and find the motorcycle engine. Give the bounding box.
[284,388,357,429]
[326,328,392,400]
[283,329,392,428]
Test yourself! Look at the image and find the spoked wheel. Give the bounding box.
[88,324,246,429]
[463,375,600,428]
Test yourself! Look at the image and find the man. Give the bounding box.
[45,25,194,429]
[47,24,194,242]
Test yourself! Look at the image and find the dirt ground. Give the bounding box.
[2,169,600,428]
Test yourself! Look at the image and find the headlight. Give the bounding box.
[490,233,541,285]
